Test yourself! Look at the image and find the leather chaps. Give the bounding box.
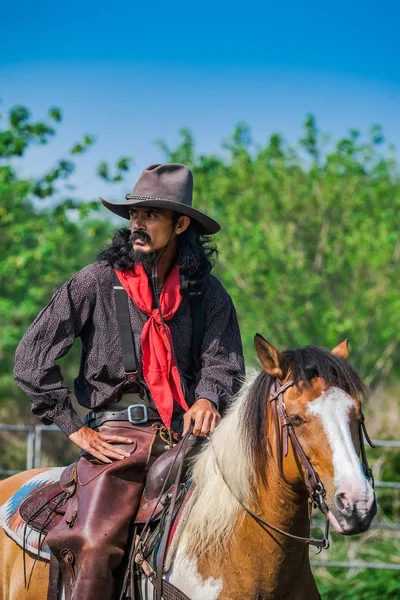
[46,421,159,600]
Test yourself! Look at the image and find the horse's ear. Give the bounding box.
[331,339,349,359]
[254,334,288,379]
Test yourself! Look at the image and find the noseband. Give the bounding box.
[213,378,375,551]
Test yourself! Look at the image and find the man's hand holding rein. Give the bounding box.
[183,398,221,437]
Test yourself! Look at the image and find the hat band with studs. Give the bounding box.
[125,194,174,202]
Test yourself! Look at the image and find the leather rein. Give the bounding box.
[213,379,375,551]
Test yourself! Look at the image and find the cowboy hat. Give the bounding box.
[100,163,220,235]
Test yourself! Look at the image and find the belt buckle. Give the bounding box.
[128,404,148,425]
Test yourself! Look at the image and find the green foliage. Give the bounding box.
[1,104,399,596]
[97,156,134,182]
[158,122,400,385]
[70,134,96,155]
[316,567,400,599]
[1,103,400,416]
[372,449,400,519]
[313,530,400,599]
[0,106,56,157]
[0,104,133,413]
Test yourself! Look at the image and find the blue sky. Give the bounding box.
[1,0,399,201]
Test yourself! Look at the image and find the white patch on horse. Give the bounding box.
[166,542,223,600]
[307,387,365,489]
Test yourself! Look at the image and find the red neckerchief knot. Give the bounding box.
[115,264,189,427]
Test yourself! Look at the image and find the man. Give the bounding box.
[14,163,245,599]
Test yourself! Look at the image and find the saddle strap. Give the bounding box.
[121,431,194,600]
[47,552,61,600]
[155,431,193,600]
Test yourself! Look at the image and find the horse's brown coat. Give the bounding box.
[0,469,50,600]
[0,340,375,600]
[193,384,324,599]
[184,339,367,599]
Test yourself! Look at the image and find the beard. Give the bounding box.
[129,231,158,269]
[132,249,158,268]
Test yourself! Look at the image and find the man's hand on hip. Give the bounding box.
[69,426,134,464]
[183,398,221,437]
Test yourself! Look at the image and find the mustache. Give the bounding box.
[129,231,152,244]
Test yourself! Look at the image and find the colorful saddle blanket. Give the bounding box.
[0,467,194,567]
[0,468,64,560]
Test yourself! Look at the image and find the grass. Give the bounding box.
[311,485,400,600]
[312,530,400,599]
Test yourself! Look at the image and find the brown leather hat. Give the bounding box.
[100,163,220,235]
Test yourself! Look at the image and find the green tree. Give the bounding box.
[2,107,400,419]
[0,105,132,420]
[159,119,400,386]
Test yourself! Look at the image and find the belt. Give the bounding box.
[84,403,161,429]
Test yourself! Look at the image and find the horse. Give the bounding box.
[0,336,377,600]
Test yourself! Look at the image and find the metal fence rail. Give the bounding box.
[311,561,400,571]
[1,426,399,477]
[0,424,37,472]
[0,423,59,475]
[372,439,400,448]
[1,424,399,571]
[313,519,400,531]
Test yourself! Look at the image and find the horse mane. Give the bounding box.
[181,345,367,556]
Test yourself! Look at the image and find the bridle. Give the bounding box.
[213,378,375,551]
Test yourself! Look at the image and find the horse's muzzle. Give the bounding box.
[327,483,377,534]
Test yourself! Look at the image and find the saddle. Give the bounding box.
[20,463,76,535]
[20,436,199,537]
[20,435,198,600]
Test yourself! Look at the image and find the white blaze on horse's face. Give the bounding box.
[307,387,376,533]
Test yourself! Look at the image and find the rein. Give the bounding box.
[213,379,375,551]
[128,429,194,600]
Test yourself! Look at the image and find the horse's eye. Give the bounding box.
[289,414,306,426]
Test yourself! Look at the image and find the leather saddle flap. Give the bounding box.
[134,484,176,525]
[20,481,68,534]
[134,435,200,525]
[60,462,77,494]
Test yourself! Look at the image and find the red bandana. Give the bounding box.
[115,264,189,427]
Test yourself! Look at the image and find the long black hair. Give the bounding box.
[97,222,218,296]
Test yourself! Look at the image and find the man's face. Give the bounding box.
[128,207,177,255]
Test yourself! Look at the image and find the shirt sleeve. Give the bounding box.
[13,268,95,437]
[194,276,245,413]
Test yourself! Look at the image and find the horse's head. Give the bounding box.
[254,335,377,536]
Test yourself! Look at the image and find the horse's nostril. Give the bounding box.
[335,492,355,517]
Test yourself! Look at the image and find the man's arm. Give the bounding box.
[182,276,245,436]
[14,272,89,436]
[13,268,134,461]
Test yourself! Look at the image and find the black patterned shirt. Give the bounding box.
[13,261,245,436]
